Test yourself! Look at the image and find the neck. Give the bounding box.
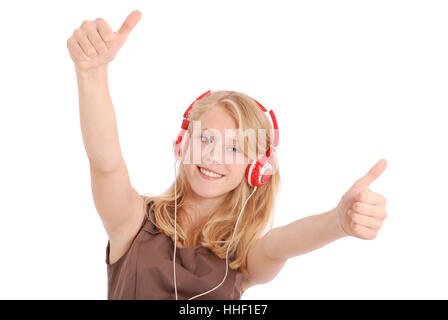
[179,191,226,228]
[188,192,225,217]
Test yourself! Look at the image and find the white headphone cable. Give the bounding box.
[173,158,257,300]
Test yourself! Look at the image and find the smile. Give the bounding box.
[197,166,225,180]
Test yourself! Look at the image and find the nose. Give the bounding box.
[202,141,223,166]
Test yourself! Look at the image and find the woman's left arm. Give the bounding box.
[262,207,348,261]
[245,159,388,285]
[264,159,388,260]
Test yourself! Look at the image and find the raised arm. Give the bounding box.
[67,11,145,264]
[241,207,345,291]
[76,65,121,171]
[263,208,347,261]
[243,160,388,290]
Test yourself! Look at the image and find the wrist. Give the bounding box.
[334,206,351,238]
[75,64,108,79]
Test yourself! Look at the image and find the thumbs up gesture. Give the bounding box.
[67,10,142,71]
[336,159,388,240]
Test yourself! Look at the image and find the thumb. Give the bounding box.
[353,158,387,190]
[117,10,142,38]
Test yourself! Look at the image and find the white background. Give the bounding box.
[0,0,447,299]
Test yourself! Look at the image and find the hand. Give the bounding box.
[336,159,388,240]
[66,10,142,71]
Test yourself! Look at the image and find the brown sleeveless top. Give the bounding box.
[106,200,245,300]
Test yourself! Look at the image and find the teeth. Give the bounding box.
[199,167,223,178]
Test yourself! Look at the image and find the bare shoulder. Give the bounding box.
[108,195,146,265]
[240,225,287,292]
[241,272,259,292]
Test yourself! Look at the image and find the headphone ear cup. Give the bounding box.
[173,129,191,160]
[246,156,273,187]
[173,136,182,159]
[173,131,191,161]
[178,132,190,159]
[246,160,260,187]
[260,162,273,185]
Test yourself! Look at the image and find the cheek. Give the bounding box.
[183,164,196,180]
[226,164,247,182]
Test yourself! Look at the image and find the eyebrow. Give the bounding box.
[201,128,240,143]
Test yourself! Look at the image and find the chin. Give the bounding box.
[190,185,226,199]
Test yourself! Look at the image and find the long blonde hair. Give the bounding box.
[142,90,281,276]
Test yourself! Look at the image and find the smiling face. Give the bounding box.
[182,104,249,200]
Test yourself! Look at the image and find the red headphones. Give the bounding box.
[173,90,279,187]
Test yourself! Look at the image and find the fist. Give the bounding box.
[337,159,388,240]
[66,10,142,71]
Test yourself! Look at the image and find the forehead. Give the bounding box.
[199,105,237,130]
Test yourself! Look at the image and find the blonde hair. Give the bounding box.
[142,90,281,276]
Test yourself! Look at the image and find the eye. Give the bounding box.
[228,146,241,153]
[200,135,211,143]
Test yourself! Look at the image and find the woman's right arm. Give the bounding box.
[68,11,146,259]
[76,64,144,244]
[76,65,122,172]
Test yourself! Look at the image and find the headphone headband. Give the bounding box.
[179,90,279,149]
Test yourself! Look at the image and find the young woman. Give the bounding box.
[67,10,389,300]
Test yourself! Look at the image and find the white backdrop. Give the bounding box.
[0,0,446,299]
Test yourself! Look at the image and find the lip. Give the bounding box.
[197,166,225,180]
